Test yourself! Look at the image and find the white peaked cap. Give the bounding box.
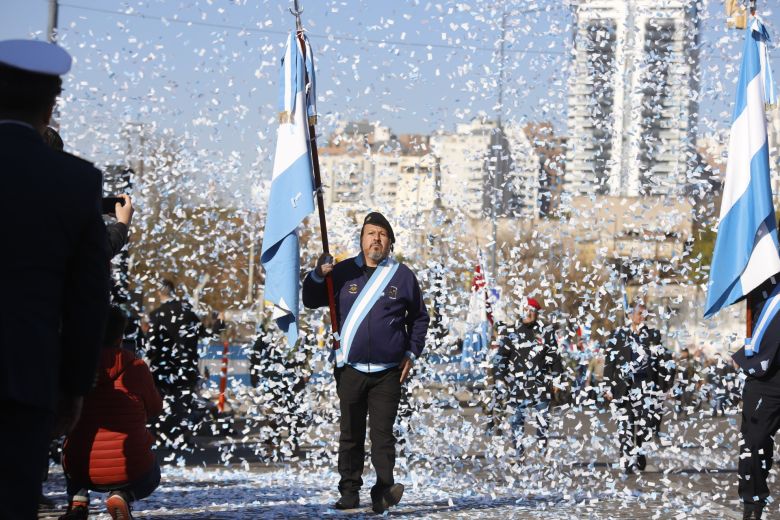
[0,39,72,76]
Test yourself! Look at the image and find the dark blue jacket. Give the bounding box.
[302,254,429,365]
[0,123,111,411]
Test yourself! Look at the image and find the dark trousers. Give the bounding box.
[0,401,54,520]
[487,376,508,432]
[739,367,780,506]
[616,386,654,466]
[335,365,402,498]
[509,398,550,448]
[154,386,197,447]
[67,459,161,502]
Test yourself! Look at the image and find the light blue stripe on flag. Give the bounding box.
[261,31,316,345]
[754,18,777,107]
[705,18,780,318]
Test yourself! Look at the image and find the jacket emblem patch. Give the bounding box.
[348,283,359,294]
[386,286,398,299]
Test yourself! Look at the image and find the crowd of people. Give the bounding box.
[0,37,775,520]
[485,299,743,474]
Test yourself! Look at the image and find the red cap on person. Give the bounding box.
[527,297,541,311]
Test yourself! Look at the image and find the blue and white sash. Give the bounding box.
[746,280,780,357]
[334,255,400,367]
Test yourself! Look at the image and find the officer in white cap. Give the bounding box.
[0,40,111,520]
[0,39,72,133]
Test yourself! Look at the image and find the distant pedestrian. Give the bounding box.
[145,278,223,449]
[487,321,510,434]
[497,298,563,456]
[603,300,669,473]
[673,348,699,415]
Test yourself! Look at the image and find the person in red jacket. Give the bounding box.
[60,307,163,520]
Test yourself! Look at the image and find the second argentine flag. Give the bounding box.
[705,18,780,318]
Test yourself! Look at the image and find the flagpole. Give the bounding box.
[746,0,756,348]
[291,1,341,349]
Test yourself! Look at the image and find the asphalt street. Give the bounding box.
[38,402,756,519]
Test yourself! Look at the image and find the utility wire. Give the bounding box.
[57,1,570,57]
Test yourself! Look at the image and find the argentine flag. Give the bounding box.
[261,32,316,345]
[705,18,780,318]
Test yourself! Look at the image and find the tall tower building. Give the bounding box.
[566,0,700,197]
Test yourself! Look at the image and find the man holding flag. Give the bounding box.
[703,12,780,520]
[303,212,429,514]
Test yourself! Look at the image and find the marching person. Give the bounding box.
[603,299,671,473]
[0,39,111,519]
[303,212,429,514]
[497,298,563,456]
[145,278,223,449]
[732,276,780,520]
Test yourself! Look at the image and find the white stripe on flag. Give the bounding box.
[741,230,780,293]
[283,35,294,115]
[272,90,310,179]
[720,75,766,219]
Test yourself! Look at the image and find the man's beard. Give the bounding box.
[367,248,385,262]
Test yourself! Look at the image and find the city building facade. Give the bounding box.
[567,0,700,197]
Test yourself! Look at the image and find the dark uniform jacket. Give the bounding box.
[146,299,220,391]
[496,321,563,402]
[603,325,673,399]
[732,276,780,378]
[302,253,429,365]
[0,122,111,411]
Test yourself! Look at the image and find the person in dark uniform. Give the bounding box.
[732,275,780,520]
[498,298,563,456]
[303,212,429,514]
[0,39,111,520]
[603,299,671,473]
[145,278,223,449]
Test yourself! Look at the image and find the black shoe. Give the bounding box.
[58,501,89,520]
[743,503,764,520]
[39,494,57,509]
[334,494,360,510]
[372,484,404,514]
[636,454,647,471]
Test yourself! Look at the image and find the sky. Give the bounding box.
[0,0,778,203]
